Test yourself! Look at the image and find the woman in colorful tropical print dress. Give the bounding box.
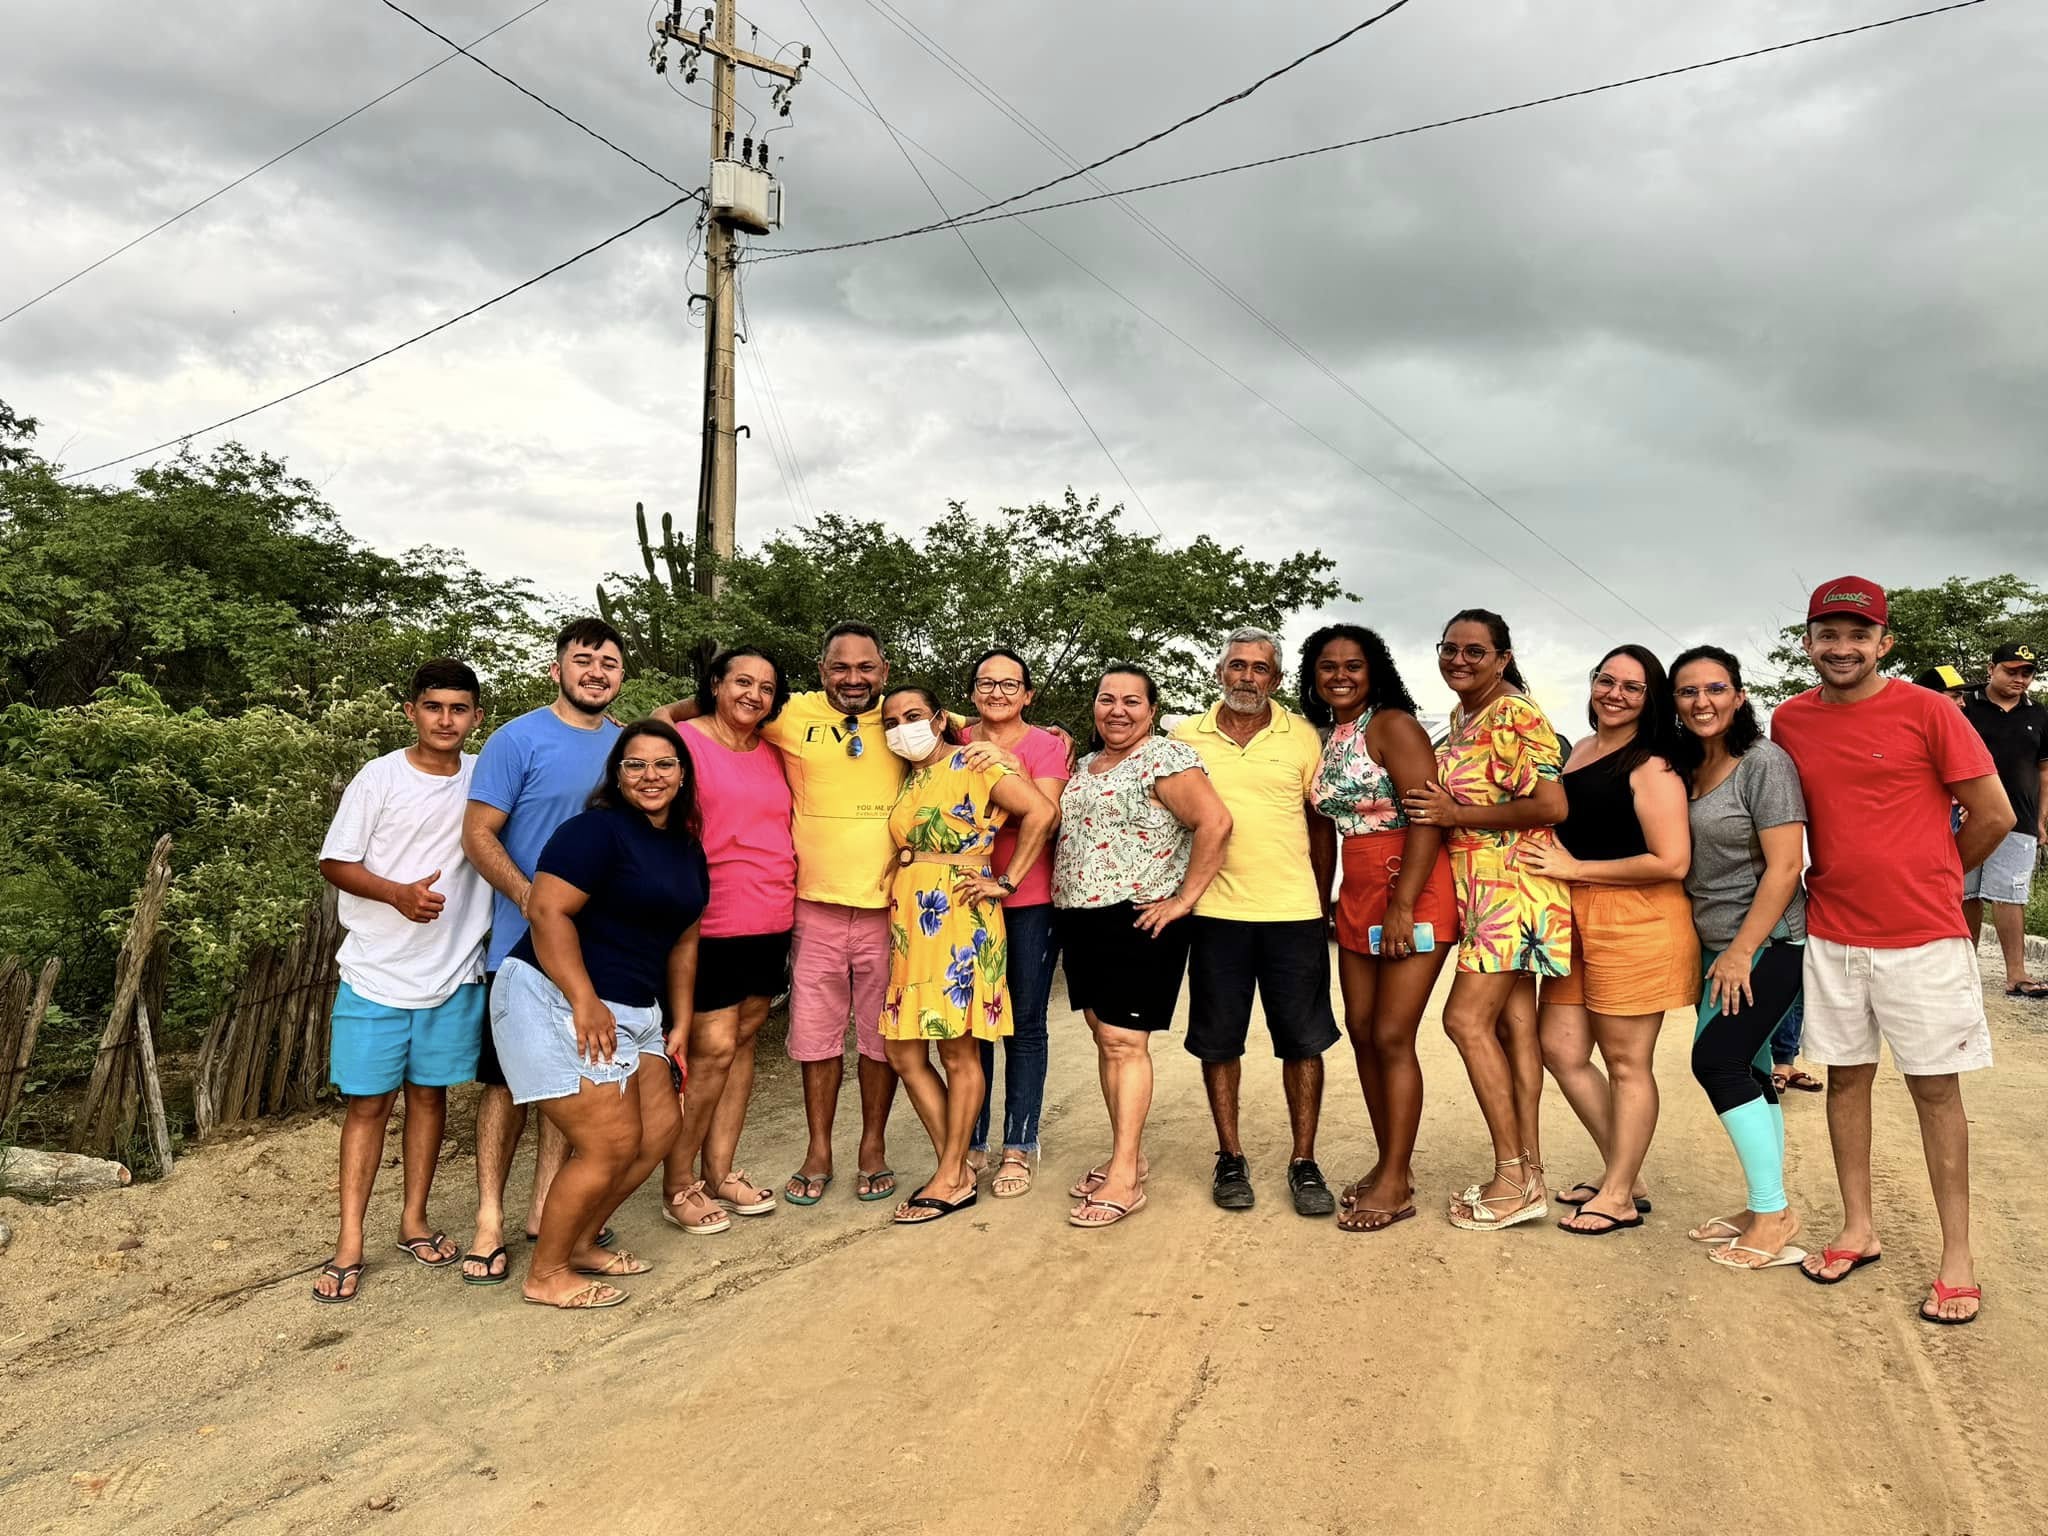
[876,685,1057,1226]
[1403,609,1571,1232]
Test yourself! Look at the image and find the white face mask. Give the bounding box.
[884,718,939,761]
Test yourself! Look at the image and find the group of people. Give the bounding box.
[310,583,2043,1325]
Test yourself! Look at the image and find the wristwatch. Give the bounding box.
[996,875,1016,894]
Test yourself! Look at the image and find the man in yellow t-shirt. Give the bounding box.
[1171,627,1339,1218]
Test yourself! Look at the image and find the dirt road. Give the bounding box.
[5,951,2046,1535]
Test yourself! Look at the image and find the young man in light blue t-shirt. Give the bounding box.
[458,618,625,1286]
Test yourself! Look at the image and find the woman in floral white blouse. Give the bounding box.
[1301,625,1455,1233]
[1051,664,1232,1228]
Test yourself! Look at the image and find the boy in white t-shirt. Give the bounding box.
[310,660,491,1304]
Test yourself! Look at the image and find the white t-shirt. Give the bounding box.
[319,749,491,1009]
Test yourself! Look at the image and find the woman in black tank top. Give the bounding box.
[1522,646,1698,1235]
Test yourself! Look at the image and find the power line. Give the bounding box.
[745,18,1622,641]
[735,266,816,519]
[0,0,561,327]
[794,0,1161,534]
[380,0,697,196]
[861,0,1680,644]
[760,0,1992,261]
[58,194,702,483]
[769,0,1416,265]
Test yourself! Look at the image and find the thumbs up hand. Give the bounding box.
[392,869,447,923]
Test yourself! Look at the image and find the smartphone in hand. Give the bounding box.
[1368,922,1435,955]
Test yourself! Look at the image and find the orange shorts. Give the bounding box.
[1541,880,1699,1015]
[1335,828,1457,956]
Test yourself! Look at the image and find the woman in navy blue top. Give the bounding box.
[488,719,709,1309]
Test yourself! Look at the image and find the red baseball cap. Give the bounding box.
[1807,575,1888,626]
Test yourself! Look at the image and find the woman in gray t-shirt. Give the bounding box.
[1673,646,1809,1271]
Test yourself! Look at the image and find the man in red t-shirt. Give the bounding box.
[1770,576,2014,1324]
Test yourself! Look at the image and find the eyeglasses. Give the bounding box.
[844,715,864,758]
[621,756,681,775]
[1437,643,1496,663]
[1674,682,1735,702]
[1589,670,1647,700]
[972,678,1024,697]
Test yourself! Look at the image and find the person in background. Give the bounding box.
[959,648,1069,1198]
[660,648,795,1235]
[1055,665,1232,1228]
[1960,642,2048,1000]
[1173,628,1341,1217]
[1669,645,1809,1270]
[1768,996,1821,1095]
[1524,646,1696,1237]
[460,619,625,1284]
[1773,577,2012,1325]
[1912,665,1970,708]
[488,720,705,1309]
[875,685,1056,1226]
[1403,609,1569,1232]
[312,661,492,1302]
[1299,625,1453,1234]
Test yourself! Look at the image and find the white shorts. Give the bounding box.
[1963,830,2037,905]
[1801,937,1991,1076]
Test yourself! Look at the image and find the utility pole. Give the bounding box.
[651,4,804,598]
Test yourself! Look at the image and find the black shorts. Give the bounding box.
[1184,916,1339,1062]
[694,930,793,1013]
[476,970,508,1087]
[1054,903,1192,1032]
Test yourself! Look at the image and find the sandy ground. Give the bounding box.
[4,948,2046,1536]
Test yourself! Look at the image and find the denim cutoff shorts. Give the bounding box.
[488,955,665,1106]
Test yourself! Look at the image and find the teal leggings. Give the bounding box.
[1690,943,1804,1214]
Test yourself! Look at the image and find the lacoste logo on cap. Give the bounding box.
[1823,589,1874,609]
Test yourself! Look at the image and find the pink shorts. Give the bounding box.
[787,899,890,1063]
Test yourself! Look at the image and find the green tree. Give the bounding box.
[599,491,1352,731]
[0,407,546,710]
[1756,574,2048,704]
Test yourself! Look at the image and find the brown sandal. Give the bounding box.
[992,1151,1034,1198]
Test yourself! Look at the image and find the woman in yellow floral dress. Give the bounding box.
[876,685,1057,1226]
[1403,610,1571,1232]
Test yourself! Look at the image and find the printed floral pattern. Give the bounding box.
[1051,738,1207,908]
[881,750,1014,1042]
[1311,710,1409,837]
[1436,695,1573,976]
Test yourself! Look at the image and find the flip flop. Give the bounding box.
[783,1171,832,1206]
[1687,1218,1745,1244]
[311,1261,363,1304]
[1777,1069,1823,1092]
[522,1281,627,1310]
[461,1246,510,1286]
[892,1188,977,1225]
[1555,1184,1652,1214]
[394,1233,458,1268]
[1801,1246,1881,1285]
[1068,1192,1147,1228]
[574,1249,653,1277]
[1557,1209,1645,1236]
[1336,1204,1416,1234]
[1918,1278,1982,1325]
[2005,980,2048,1001]
[526,1225,615,1248]
[856,1168,897,1202]
[1708,1242,1810,1271]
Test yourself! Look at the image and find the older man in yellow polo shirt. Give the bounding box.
[1171,626,1339,1217]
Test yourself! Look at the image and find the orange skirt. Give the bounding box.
[1541,880,1700,1014]
[1336,828,1456,956]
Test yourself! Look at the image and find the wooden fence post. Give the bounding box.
[0,956,62,1125]
[72,835,174,1158]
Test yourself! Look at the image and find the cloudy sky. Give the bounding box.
[5,0,2043,707]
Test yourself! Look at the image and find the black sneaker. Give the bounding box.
[1212,1151,1255,1210]
[1288,1158,1336,1217]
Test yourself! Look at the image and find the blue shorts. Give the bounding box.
[488,956,666,1107]
[329,980,485,1096]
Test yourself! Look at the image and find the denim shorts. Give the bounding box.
[487,956,666,1106]
[1963,830,2037,905]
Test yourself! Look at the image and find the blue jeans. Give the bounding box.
[973,903,1056,1153]
[1770,992,1804,1066]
